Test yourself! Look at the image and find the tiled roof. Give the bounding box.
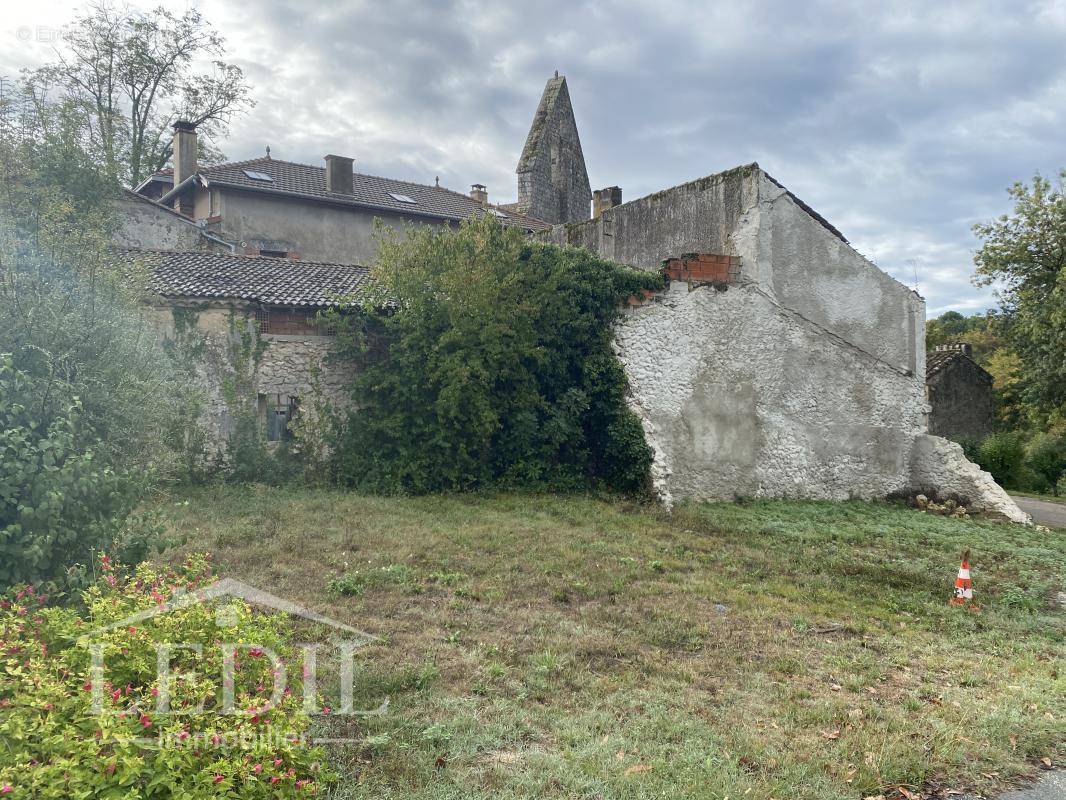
[118,248,374,307]
[926,349,991,380]
[188,157,550,231]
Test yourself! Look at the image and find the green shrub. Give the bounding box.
[975,431,1027,487]
[328,216,663,494]
[0,555,329,797]
[1024,431,1066,495]
[0,355,146,591]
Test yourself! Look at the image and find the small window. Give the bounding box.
[388,192,416,204]
[243,170,273,182]
[491,209,508,219]
[259,249,288,258]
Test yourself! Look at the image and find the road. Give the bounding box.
[960,771,1065,800]
[1010,495,1066,529]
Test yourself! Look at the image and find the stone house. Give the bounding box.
[926,343,994,442]
[115,73,1027,521]
[118,248,370,445]
[134,122,548,264]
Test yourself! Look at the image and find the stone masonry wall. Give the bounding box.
[927,358,994,442]
[515,75,592,225]
[143,303,352,451]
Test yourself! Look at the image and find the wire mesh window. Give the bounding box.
[253,308,335,336]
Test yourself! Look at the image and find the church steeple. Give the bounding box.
[515,74,592,225]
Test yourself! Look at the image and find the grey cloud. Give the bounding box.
[13,0,1066,314]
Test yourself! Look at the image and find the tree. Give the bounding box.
[1025,432,1066,495]
[974,171,1066,426]
[925,310,1003,363]
[0,83,184,589]
[27,2,253,188]
[328,216,662,494]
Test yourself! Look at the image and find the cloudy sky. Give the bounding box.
[4,0,1065,315]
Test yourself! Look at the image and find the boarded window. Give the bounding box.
[259,394,298,442]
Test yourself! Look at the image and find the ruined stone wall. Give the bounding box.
[547,164,1025,520]
[143,303,352,449]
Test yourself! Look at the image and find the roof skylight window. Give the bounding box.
[243,170,273,182]
[491,209,508,218]
[388,192,417,204]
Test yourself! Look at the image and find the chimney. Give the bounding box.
[324,154,354,194]
[935,342,973,356]
[470,183,488,204]
[172,120,197,217]
[593,186,622,218]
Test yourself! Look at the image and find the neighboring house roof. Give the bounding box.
[926,348,992,381]
[118,248,374,308]
[120,187,201,224]
[151,156,550,232]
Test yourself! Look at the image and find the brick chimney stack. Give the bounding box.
[172,120,197,217]
[470,183,488,204]
[324,155,354,194]
[593,186,622,218]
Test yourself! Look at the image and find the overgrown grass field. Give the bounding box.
[156,488,1064,799]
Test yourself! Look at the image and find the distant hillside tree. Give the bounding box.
[974,171,1066,426]
[26,1,253,187]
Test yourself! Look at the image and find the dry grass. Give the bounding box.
[155,487,1065,800]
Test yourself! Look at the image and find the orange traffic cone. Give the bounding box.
[949,549,978,610]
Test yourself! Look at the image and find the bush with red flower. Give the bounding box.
[0,554,332,798]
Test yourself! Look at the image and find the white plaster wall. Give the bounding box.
[616,282,926,505]
[114,195,205,250]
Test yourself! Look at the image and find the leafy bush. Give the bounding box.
[0,355,144,590]
[0,97,188,589]
[328,216,663,494]
[0,555,329,797]
[975,431,1028,488]
[1024,431,1066,495]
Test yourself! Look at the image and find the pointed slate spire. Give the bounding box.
[515,74,592,225]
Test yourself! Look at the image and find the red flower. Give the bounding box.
[82,681,93,692]
[139,714,152,728]
[213,774,223,784]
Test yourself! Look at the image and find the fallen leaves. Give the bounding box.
[1040,756,1053,769]
[624,764,652,776]
[821,729,841,740]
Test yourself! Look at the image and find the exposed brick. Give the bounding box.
[663,253,740,285]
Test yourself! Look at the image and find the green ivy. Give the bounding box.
[327,216,663,494]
